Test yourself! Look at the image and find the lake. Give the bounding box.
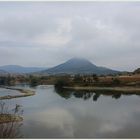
[1,85,140,138]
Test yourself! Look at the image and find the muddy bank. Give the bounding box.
[0,86,35,100]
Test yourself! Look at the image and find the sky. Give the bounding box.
[0,2,140,71]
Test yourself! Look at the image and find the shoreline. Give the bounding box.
[0,86,35,100]
[64,86,140,93]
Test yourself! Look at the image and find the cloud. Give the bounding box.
[0,2,139,71]
[24,107,75,138]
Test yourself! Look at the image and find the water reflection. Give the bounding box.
[1,86,140,138]
[23,107,75,138]
[0,101,23,138]
[55,87,140,101]
[93,93,101,101]
[22,92,140,138]
[98,111,140,138]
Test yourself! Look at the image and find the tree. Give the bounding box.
[0,76,14,86]
[92,74,99,82]
[54,78,70,88]
[73,74,83,83]
[112,78,120,85]
[29,76,39,87]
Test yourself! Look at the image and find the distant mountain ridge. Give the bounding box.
[0,65,47,74]
[0,69,9,75]
[134,68,140,74]
[42,58,120,75]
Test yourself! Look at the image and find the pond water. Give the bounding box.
[1,85,140,138]
[0,88,20,96]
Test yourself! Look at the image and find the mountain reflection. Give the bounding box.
[54,87,140,101]
[0,101,23,138]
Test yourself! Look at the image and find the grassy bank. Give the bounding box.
[64,86,140,93]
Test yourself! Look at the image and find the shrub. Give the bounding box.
[55,78,70,88]
[112,78,120,85]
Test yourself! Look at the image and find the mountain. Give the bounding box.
[0,69,9,76]
[0,65,47,74]
[134,68,140,74]
[42,58,120,75]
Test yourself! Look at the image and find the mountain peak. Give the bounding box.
[43,58,119,75]
[66,57,94,66]
[68,57,88,61]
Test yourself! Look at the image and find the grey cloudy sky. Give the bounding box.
[0,2,140,71]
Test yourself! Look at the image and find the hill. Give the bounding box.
[134,68,140,74]
[0,69,9,76]
[42,58,120,75]
[0,65,47,74]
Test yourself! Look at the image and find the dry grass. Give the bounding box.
[64,86,140,93]
[0,114,23,124]
[99,74,140,84]
[0,102,23,138]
